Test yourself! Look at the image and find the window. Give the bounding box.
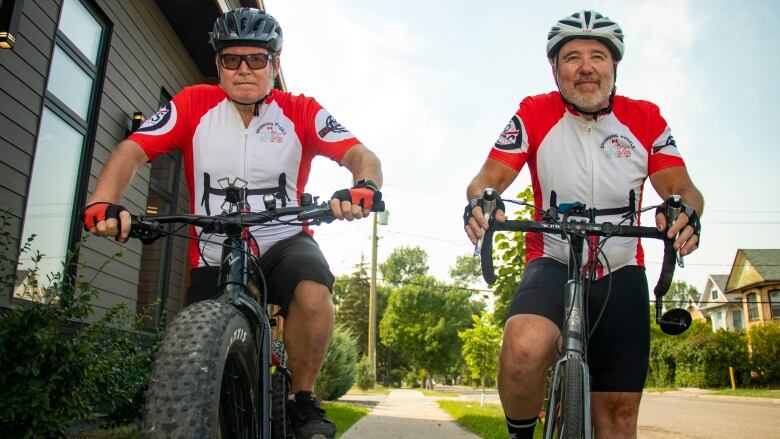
[137,89,183,328]
[712,288,719,300]
[732,309,744,331]
[747,293,760,321]
[19,0,109,290]
[771,290,780,318]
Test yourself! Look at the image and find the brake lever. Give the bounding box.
[474,188,498,257]
[664,195,685,268]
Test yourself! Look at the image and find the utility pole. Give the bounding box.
[368,212,378,379]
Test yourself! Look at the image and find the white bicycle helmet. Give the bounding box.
[546,10,624,61]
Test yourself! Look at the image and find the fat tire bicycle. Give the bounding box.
[477,189,692,439]
[135,179,384,438]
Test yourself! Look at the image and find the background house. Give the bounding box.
[697,274,745,332]
[0,0,283,328]
[723,249,780,332]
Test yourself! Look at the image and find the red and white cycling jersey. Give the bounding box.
[489,91,685,276]
[129,85,361,267]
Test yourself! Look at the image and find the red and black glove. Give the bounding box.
[82,202,128,232]
[331,180,383,211]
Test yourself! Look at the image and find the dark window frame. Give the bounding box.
[17,0,112,300]
[770,290,780,319]
[747,292,760,321]
[138,87,182,327]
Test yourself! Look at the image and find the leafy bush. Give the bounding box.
[674,328,750,388]
[355,355,375,392]
[0,211,155,436]
[748,321,780,385]
[315,325,357,400]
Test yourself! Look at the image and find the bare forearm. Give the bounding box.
[680,185,704,216]
[342,144,383,188]
[466,159,518,200]
[88,140,149,204]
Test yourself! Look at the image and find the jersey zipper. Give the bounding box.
[586,119,595,207]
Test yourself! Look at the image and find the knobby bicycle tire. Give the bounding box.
[561,361,584,439]
[142,300,259,438]
[271,339,292,439]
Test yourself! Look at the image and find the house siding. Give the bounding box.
[0,0,200,315]
[0,0,58,306]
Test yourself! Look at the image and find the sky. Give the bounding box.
[264,0,780,296]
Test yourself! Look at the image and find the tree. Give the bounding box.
[489,186,535,324]
[459,312,502,406]
[335,257,371,356]
[664,280,698,310]
[449,254,481,286]
[379,246,429,286]
[379,275,477,383]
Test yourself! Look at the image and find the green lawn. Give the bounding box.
[419,388,459,398]
[346,384,391,395]
[437,400,544,439]
[322,401,370,438]
[710,388,780,398]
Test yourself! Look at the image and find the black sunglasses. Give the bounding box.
[219,53,273,70]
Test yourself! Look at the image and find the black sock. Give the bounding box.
[506,415,538,439]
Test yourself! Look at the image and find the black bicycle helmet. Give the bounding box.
[547,10,624,61]
[210,8,283,53]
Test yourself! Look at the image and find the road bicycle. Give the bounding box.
[477,189,692,439]
[134,178,383,438]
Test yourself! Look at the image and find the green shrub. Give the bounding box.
[355,355,375,392]
[315,325,357,400]
[748,321,780,385]
[674,328,749,388]
[0,211,155,436]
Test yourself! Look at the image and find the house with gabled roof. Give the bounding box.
[724,249,780,331]
[697,274,745,332]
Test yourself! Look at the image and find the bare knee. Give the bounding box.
[499,315,559,378]
[592,392,641,438]
[289,280,333,317]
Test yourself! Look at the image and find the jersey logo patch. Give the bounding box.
[495,115,523,150]
[315,109,354,142]
[256,122,287,143]
[600,134,636,158]
[652,135,676,154]
[135,101,176,136]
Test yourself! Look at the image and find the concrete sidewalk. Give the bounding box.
[340,389,480,439]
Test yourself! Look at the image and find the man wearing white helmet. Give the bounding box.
[464,10,703,439]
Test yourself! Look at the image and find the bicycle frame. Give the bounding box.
[218,229,273,439]
[543,233,592,439]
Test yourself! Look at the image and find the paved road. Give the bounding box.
[638,391,780,439]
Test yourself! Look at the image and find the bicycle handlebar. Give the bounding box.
[128,199,385,245]
[479,208,677,300]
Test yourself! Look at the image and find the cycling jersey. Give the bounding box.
[129,85,361,267]
[488,91,685,276]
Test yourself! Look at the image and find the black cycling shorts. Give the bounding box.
[186,232,335,318]
[507,257,650,392]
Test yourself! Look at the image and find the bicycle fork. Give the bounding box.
[544,278,592,439]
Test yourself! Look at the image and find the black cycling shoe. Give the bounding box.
[287,391,337,439]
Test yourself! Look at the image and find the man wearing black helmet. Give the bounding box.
[464,10,703,439]
[83,8,382,439]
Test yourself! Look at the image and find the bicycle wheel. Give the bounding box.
[271,339,293,439]
[560,361,584,439]
[142,300,259,438]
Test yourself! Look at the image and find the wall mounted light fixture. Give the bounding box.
[0,0,25,49]
[125,111,144,137]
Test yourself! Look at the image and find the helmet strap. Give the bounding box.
[230,94,269,116]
